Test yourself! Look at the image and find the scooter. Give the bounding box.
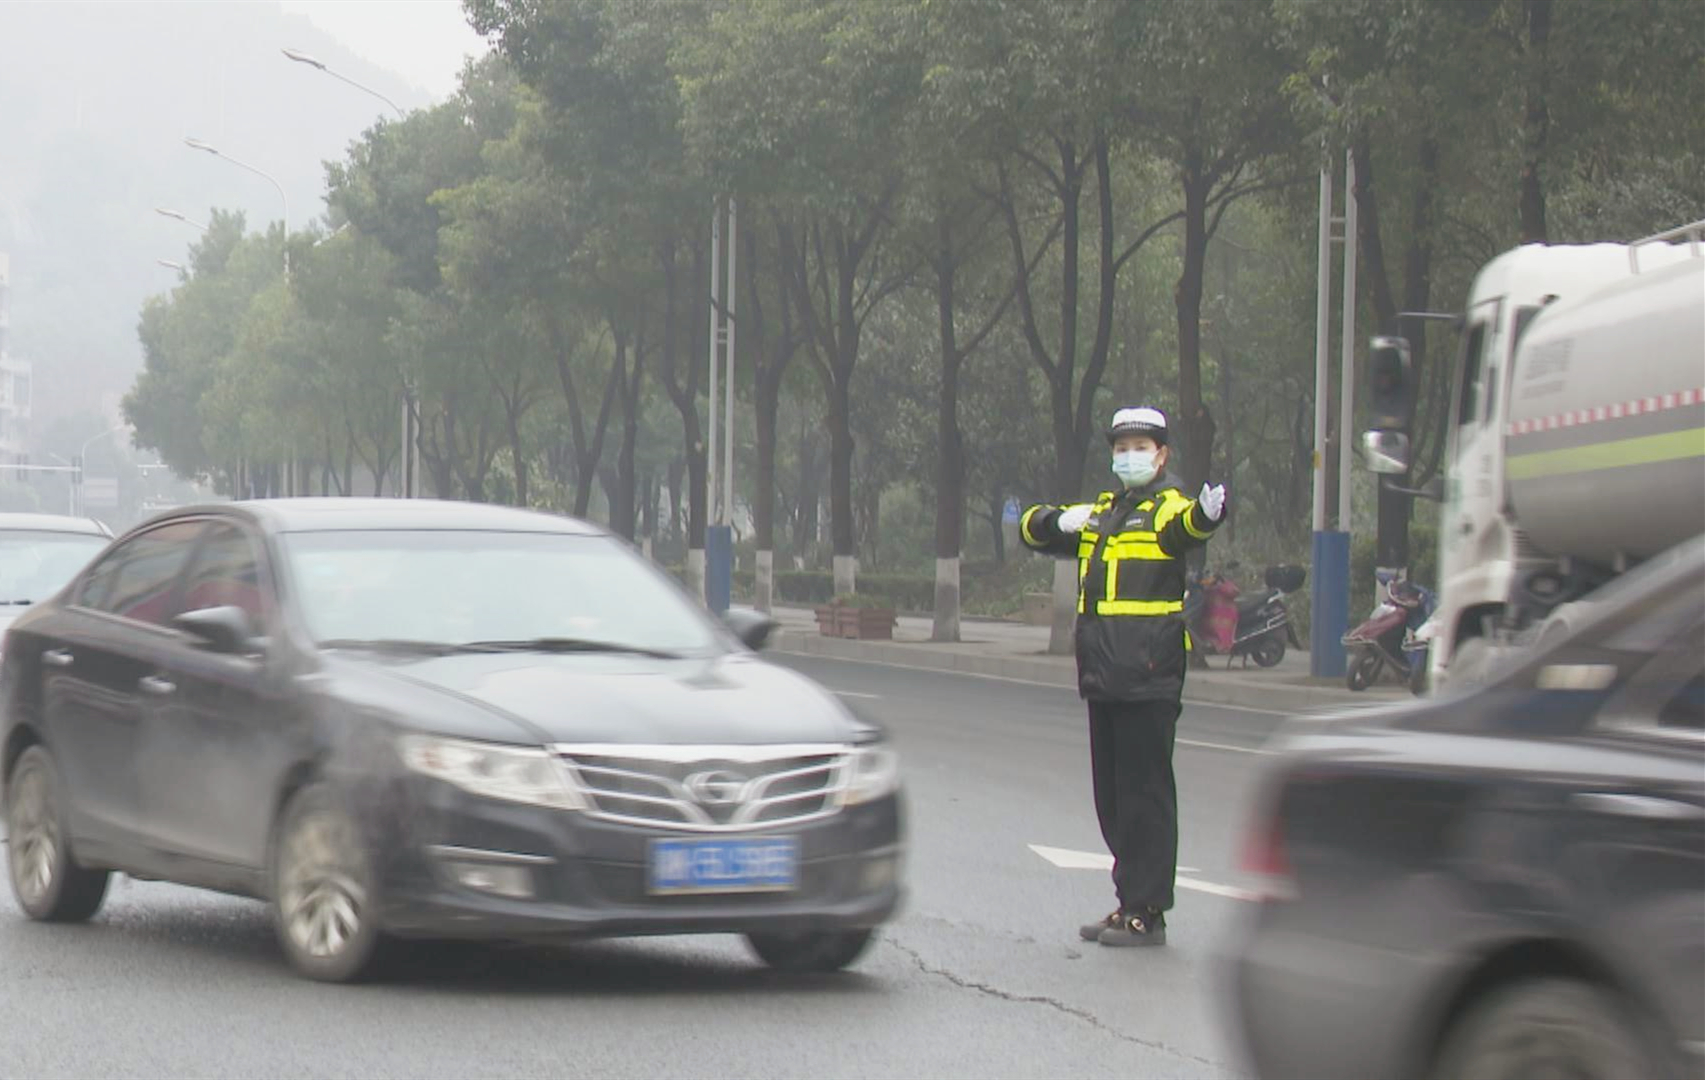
[1189,564,1305,669]
[1343,576,1434,691]
[1403,609,1440,695]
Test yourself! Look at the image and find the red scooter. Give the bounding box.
[1343,576,1433,691]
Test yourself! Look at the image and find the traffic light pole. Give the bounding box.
[1309,151,1355,679]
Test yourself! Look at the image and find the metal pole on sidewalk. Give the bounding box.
[1338,148,1358,535]
[1309,159,1350,678]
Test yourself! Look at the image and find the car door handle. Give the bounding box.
[1573,792,1705,821]
[138,675,177,697]
[42,649,74,668]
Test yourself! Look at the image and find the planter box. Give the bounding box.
[816,605,896,640]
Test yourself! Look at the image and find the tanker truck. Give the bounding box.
[1361,219,1704,690]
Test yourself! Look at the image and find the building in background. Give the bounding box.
[0,252,34,467]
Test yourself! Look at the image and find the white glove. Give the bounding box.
[1198,483,1226,522]
[1056,504,1094,533]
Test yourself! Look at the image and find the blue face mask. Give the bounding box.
[1112,449,1159,488]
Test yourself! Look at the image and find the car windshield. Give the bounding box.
[281,529,723,657]
[0,530,108,604]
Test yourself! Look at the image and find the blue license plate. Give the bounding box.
[648,837,799,895]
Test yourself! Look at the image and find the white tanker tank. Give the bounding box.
[1506,254,1705,568]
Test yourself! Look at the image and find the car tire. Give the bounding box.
[1346,650,1380,691]
[1252,635,1286,669]
[1430,977,1658,1080]
[271,782,385,983]
[747,928,875,973]
[5,745,110,922]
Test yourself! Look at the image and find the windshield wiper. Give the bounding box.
[0,599,33,606]
[316,638,500,657]
[461,637,682,660]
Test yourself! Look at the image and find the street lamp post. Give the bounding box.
[183,137,289,278]
[284,47,419,499]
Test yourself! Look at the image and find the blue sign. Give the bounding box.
[1002,497,1021,525]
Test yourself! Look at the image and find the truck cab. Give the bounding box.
[1367,223,1704,691]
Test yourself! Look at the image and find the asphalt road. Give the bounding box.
[0,655,1287,1080]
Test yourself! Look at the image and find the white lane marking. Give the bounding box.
[1177,876,1259,902]
[1028,844,1198,874]
[831,690,882,699]
[772,650,1290,716]
[1030,844,1113,870]
[1029,844,1248,900]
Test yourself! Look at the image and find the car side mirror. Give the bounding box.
[722,608,779,652]
[1362,430,1411,474]
[173,605,261,655]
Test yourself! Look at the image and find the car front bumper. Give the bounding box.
[367,777,905,942]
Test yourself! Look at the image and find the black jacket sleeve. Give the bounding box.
[1018,503,1082,559]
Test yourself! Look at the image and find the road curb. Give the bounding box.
[772,628,1401,714]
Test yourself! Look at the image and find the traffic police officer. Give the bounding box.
[1020,406,1226,946]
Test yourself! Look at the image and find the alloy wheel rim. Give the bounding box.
[279,814,366,960]
[8,765,59,906]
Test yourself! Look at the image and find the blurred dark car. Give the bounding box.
[1230,535,1704,1080]
[0,514,112,646]
[2,499,903,982]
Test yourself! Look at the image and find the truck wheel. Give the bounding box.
[1252,635,1285,668]
[1346,651,1380,691]
[1449,636,1497,688]
[747,928,875,973]
[1430,977,1656,1080]
[6,746,110,922]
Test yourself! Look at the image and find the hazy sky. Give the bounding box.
[278,0,488,99]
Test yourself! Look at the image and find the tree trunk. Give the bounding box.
[932,221,965,642]
[1174,166,1215,492]
[1519,0,1553,244]
[611,337,644,540]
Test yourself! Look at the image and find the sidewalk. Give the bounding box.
[766,604,1407,715]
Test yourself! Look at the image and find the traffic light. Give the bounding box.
[1367,336,1414,433]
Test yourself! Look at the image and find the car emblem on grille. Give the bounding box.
[684,770,749,806]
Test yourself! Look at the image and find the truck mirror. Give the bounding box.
[1367,335,1414,432]
[1363,430,1411,474]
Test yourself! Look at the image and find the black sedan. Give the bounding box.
[2,499,903,981]
[1230,535,1704,1080]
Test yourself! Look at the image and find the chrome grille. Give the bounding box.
[552,743,852,831]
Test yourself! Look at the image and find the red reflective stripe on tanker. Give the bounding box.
[1507,386,1705,438]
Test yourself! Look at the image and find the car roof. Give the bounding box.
[149,498,605,536]
[0,512,111,537]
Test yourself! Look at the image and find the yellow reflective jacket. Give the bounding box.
[1020,478,1220,701]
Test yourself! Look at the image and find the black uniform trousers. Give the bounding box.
[1087,698,1181,913]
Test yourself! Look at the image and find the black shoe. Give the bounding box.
[1079,910,1121,942]
[1098,910,1167,948]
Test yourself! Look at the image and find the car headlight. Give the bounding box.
[844,744,900,806]
[399,735,586,811]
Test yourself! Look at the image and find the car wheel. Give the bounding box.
[1346,650,1380,691]
[1431,977,1658,1080]
[271,783,384,983]
[747,928,875,973]
[1252,635,1285,669]
[6,746,109,922]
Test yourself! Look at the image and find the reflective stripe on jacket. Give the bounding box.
[1020,478,1220,702]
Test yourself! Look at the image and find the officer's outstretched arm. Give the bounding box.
[1154,489,1220,558]
[1018,503,1081,559]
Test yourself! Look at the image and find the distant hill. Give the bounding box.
[0,1,445,427]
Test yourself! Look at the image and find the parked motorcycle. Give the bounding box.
[1188,564,1305,669]
[1343,575,1435,692]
